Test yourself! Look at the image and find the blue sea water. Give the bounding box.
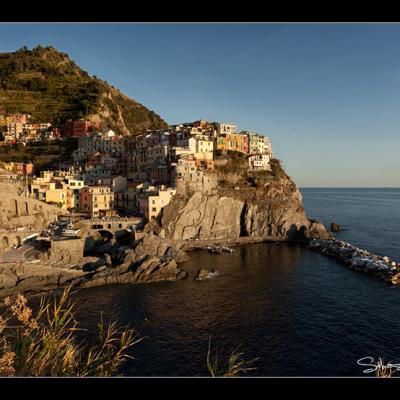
[59,188,400,376]
[301,188,400,261]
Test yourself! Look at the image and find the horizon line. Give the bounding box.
[299,186,400,189]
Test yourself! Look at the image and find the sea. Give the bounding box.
[47,188,400,376]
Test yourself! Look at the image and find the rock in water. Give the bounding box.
[331,222,342,232]
[194,268,218,281]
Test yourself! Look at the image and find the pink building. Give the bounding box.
[62,119,100,137]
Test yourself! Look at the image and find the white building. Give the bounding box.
[217,123,237,136]
[248,154,271,171]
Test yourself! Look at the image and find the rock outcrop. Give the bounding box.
[331,222,342,232]
[0,252,187,298]
[155,160,330,242]
[158,193,244,240]
[132,233,189,263]
[0,232,190,297]
[194,268,219,281]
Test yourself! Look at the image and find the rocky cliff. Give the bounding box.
[152,158,330,242]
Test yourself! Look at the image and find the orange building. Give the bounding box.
[216,132,248,153]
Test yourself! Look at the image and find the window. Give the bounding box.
[152,207,157,212]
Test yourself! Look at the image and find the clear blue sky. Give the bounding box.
[0,23,399,187]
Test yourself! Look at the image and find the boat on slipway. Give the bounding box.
[60,228,81,237]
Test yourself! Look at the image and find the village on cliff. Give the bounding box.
[0,113,279,294]
[2,113,398,294]
[0,114,272,223]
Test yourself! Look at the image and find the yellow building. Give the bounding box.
[216,134,228,152]
[137,185,176,221]
[6,122,24,138]
[29,181,49,202]
[81,186,114,218]
[34,171,54,183]
[29,172,85,211]
[65,179,85,211]
[45,183,68,209]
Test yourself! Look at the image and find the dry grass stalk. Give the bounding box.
[0,287,141,376]
[206,336,258,377]
[375,358,396,378]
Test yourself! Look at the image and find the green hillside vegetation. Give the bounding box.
[0,138,78,171]
[216,153,288,189]
[0,46,168,134]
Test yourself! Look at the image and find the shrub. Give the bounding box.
[0,287,141,377]
[214,149,223,158]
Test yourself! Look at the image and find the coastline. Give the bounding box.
[0,235,305,298]
[176,235,288,252]
[2,230,399,299]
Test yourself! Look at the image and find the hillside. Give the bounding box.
[0,138,78,171]
[0,45,168,135]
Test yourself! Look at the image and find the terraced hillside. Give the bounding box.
[0,45,168,135]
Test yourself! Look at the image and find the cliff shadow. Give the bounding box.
[240,203,248,237]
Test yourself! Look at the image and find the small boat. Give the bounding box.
[61,229,81,237]
[22,233,40,243]
[208,246,222,254]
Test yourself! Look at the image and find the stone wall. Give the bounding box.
[0,181,65,256]
[176,173,218,196]
[0,231,25,255]
[42,238,85,266]
[0,181,64,231]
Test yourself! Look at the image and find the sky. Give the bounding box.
[0,23,399,187]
